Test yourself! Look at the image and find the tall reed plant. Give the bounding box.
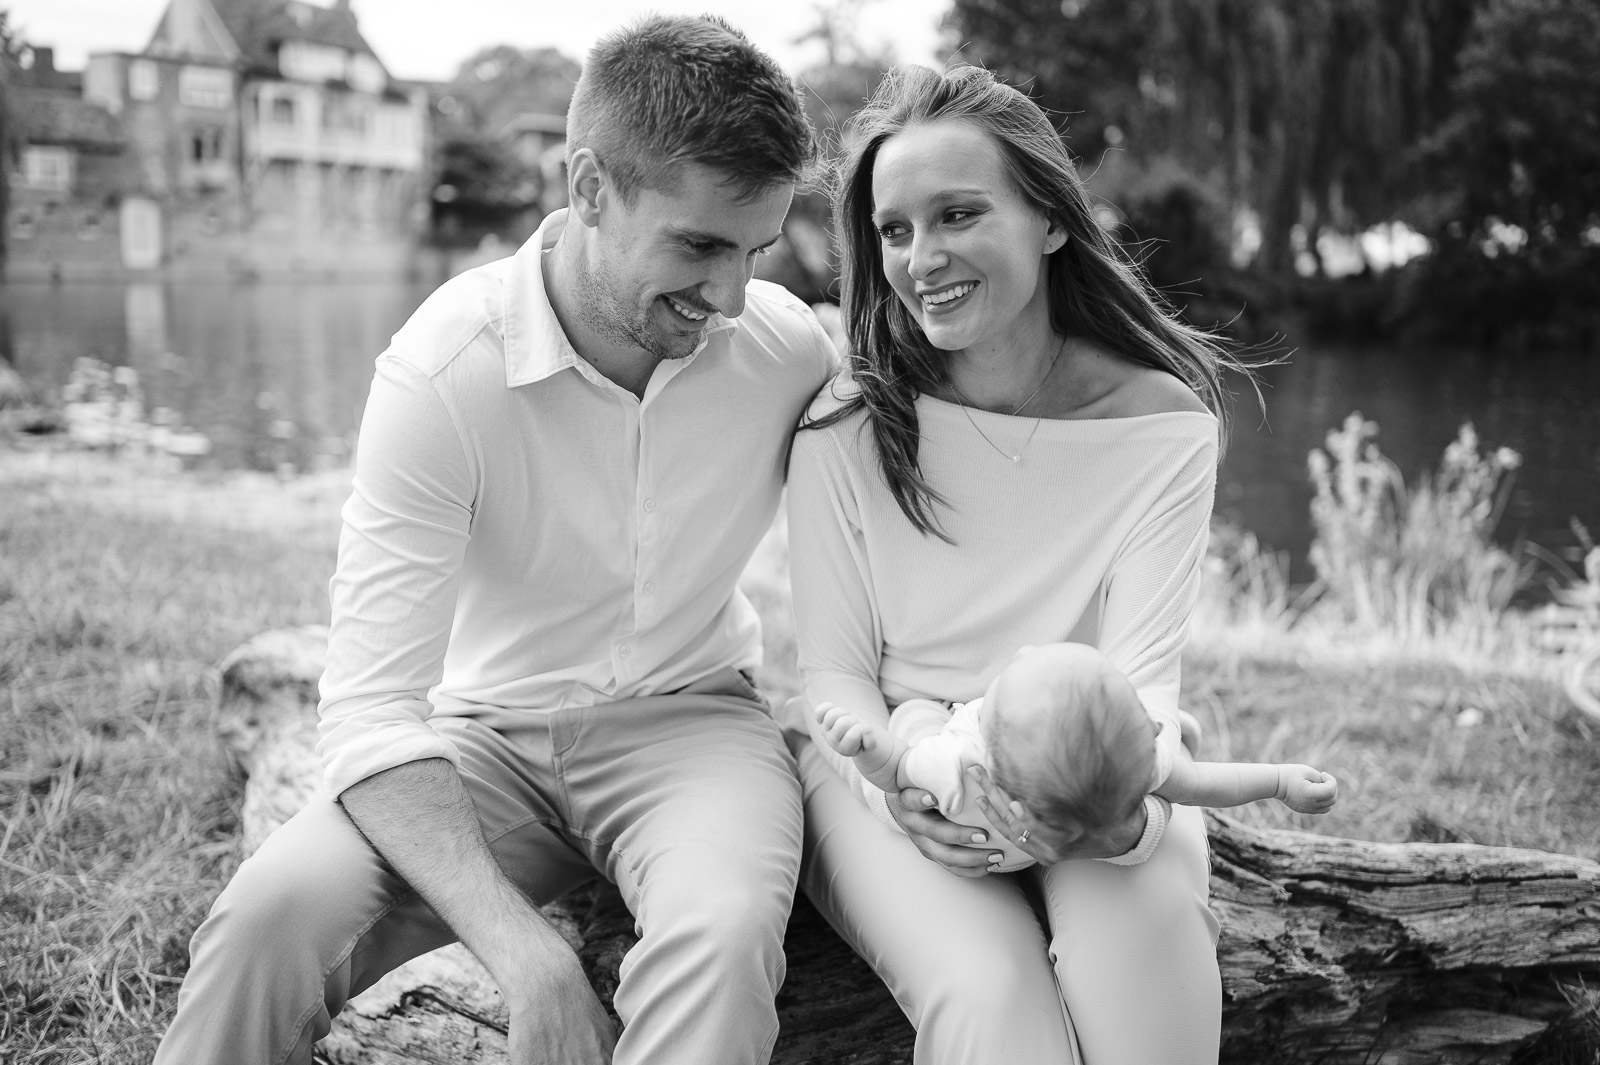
[1306,413,1531,647]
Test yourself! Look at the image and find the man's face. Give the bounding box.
[577,163,794,361]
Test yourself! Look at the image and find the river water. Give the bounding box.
[3,279,1597,577]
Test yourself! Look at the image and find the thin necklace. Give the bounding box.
[946,339,1064,464]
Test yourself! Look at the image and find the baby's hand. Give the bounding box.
[813,702,904,792]
[1278,766,1338,814]
[814,702,876,757]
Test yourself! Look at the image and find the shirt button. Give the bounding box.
[643,581,656,594]
[642,498,657,513]
[618,644,632,658]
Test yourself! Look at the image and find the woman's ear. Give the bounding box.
[1043,219,1069,255]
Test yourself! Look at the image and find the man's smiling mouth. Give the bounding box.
[664,294,710,322]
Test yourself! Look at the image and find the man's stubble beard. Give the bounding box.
[572,255,694,363]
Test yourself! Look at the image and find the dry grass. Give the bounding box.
[1,450,342,1064]
[3,447,1598,1063]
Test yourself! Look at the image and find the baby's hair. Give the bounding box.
[987,662,1155,838]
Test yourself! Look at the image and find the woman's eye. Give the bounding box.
[877,223,907,242]
[945,209,977,225]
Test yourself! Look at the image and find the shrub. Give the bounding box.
[1306,413,1531,644]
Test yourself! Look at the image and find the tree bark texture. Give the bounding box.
[217,626,1600,1064]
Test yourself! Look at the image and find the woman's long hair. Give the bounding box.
[808,64,1246,540]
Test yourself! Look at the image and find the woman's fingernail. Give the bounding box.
[922,794,936,807]
[1009,801,1026,818]
[988,852,1004,864]
[971,832,987,843]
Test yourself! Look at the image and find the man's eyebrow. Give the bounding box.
[671,228,783,251]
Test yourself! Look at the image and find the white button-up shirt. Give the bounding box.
[316,211,837,796]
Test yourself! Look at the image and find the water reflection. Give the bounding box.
[2,279,1596,573]
[1218,347,1600,577]
[2,278,435,472]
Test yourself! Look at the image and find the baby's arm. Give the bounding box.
[1158,758,1338,814]
[813,702,912,795]
[888,697,954,745]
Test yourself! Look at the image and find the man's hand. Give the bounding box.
[340,760,616,1064]
[1277,765,1339,814]
[501,942,618,1063]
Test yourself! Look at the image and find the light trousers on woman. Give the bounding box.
[794,736,1221,1065]
[154,674,803,1065]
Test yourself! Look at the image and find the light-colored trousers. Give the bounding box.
[794,735,1221,1065]
[155,672,803,1065]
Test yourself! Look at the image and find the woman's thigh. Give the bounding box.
[1039,804,1221,1065]
[795,737,1078,1065]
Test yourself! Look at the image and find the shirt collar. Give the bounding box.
[502,209,740,390]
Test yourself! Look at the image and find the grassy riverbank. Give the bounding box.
[3,448,1598,1063]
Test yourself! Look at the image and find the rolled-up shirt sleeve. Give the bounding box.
[317,353,478,796]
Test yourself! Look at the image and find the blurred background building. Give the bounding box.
[7,0,430,279]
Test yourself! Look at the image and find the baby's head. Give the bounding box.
[981,644,1156,850]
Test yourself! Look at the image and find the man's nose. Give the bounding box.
[701,254,752,319]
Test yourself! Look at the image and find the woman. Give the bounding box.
[786,64,1237,1063]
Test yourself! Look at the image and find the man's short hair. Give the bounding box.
[567,15,817,203]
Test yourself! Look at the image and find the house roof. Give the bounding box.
[15,88,124,152]
[206,0,386,77]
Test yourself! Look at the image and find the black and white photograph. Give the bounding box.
[2,1,1597,1063]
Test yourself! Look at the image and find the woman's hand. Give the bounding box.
[886,787,1005,877]
[968,765,1147,863]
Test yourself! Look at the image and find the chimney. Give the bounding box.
[32,46,55,77]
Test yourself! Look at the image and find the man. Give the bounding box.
[154,16,834,1065]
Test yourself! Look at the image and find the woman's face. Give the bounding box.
[869,119,1063,360]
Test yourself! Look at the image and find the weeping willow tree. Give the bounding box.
[946,0,1476,277]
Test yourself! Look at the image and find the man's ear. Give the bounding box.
[568,148,605,228]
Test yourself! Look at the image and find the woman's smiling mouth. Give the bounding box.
[920,282,979,309]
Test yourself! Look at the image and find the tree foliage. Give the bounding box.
[947,0,1476,275]
[947,0,1599,345]
[1425,0,1600,252]
[437,45,579,138]
[1401,0,1600,346]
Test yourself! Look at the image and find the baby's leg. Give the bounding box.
[812,702,905,793]
[1038,805,1220,1065]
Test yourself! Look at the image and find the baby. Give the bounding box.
[815,642,1338,871]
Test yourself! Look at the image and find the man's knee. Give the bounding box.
[191,803,389,967]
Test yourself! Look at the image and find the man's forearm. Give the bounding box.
[338,758,576,983]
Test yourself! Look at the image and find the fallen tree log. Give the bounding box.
[216,626,1600,1064]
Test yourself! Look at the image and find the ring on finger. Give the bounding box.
[1017,828,1030,845]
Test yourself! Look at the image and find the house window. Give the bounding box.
[22,146,73,191]
[179,66,232,109]
[190,126,225,163]
[279,40,348,83]
[129,59,160,101]
[348,53,385,94]
[271,97,297,128]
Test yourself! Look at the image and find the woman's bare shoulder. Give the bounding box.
[1096,363,1210,418]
